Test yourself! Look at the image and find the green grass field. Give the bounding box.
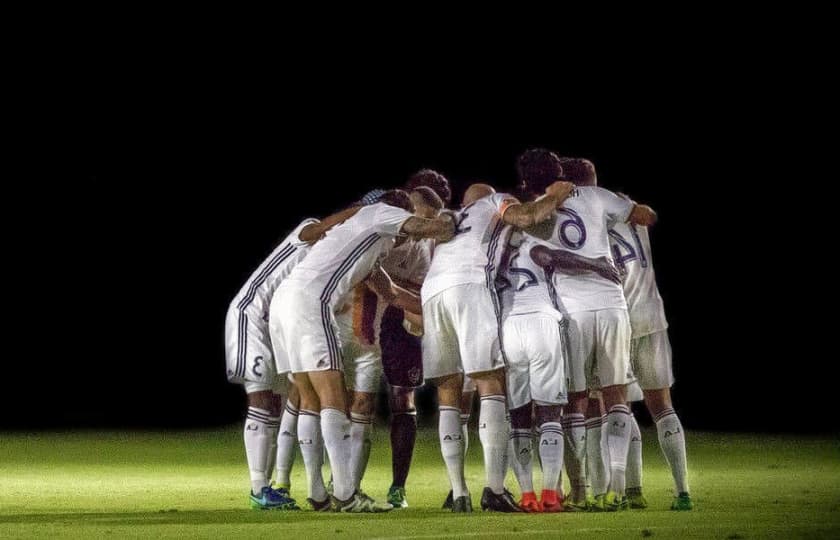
[1,425,838,539]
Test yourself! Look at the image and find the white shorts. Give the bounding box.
[269,285,342,374]
[503,313,568,409]
[225,306,282,385]
[630,330,674,390]
[422,283,505,380]
[566,308,634,393]
[244,374,290,395]
[337,309,384,394]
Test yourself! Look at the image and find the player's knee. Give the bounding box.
[534,403,563,425]
[246,390,274,411]
[351,392,376,416]
[509,403,533,428]
[643,388,672,416]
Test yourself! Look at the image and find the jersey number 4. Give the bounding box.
[608,226,648,271]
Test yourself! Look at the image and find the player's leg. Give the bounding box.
[561,311,592,509]
[422,288,472,512]
[624,381,647,508]
[461,381,476,458]
[292,373,330,509]
[637,331,691,509]
[380,304,422,508]
[348,389,376,491]
[387,385,416,507]
[274,383,300,492]
[585,394,609,510]
[503,315,538,511]
[528,315,568,513]
[596,308,634,511]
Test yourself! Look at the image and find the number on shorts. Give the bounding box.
[507,252,538,291]
[252,356,264,377]
[454,211,472,235]
[556,208,586,250]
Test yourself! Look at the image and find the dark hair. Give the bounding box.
[410,186,444,211]
[379,189,414,213]
[559,157,597,186]
[405,169,452,206]
[516,148,564,195]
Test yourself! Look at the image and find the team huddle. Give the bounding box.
[224,148,692,514]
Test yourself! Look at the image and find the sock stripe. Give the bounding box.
[439,406,460,412]
[607,405,631,415]
[393,411,418,417]
[480,395,506,404]
[350,413,374,424]
[285,403,300,416]
[654,408,676,422]
[298,409,320,418]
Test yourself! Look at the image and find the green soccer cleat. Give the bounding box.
[331,490,393,513]
[387,485,408,508]
[249,486,300,510]
[671,492,694,511]
[589,494,606,512]
[603,491,628,512]
[626,487,648,509]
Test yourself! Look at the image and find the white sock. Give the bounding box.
[478,395,508,494]
[244,407,278,495]
[275,401,299,488]
[562,413,587,499]
[655,407,689,494]
[439,406,468,498]
[460,413,471,457]
[538,421,564,493]
[606,404,631,495]
[321,407,354,501]
[627,413,643,490]
[349,412,373,490]
[509,428,534,493]
[585,415,608,496]
[297,410,327,501]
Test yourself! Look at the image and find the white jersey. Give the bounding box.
[282,203,413,310]
[547,186,634,314]
[229,218,318,328]
[421,192,518,303]
[609,221,667,337]
[381,238,433,291]
[498,233,563,321]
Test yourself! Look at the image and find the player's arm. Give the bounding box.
[365,265,423,314]
[299,206,363,244]
[400,215,455,243]
[530,245,622,284]
[502,181,576,229]
[627,204,657,226]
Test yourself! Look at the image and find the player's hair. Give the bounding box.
[516,148,564,195]
[405,169,452,206]
[558,157,597,186]
[410,186,444,211]
[379,189,414,213]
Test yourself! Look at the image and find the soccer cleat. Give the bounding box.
[331,490,393,513]
[442,490,454,509]
[626,487,648,509]
[387,485,408,508]
[604,491,629,512]
[671,492,694,511]
[307,497,331,512]
[589,494,606,512]
[271,481,291,492]
[519,491,543,513]
[250,486,300,510]
[451,494,473,513]
[480,487,524,512]
[539,489,563,513]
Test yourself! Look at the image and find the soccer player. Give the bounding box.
[607,188,692,511]
[516,149,656,511]
[378,185,445,508]
[269,190,455,512]
[421,180,575,512]
[224,209,360,509]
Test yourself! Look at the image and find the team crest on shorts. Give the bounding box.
[408,367,421,385]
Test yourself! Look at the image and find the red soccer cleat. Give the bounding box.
[519,491,543,513]
[540,489,564,513]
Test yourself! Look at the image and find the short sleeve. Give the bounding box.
[291,218,320,246]
[599,188,634,224]
[373,203,413,236]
